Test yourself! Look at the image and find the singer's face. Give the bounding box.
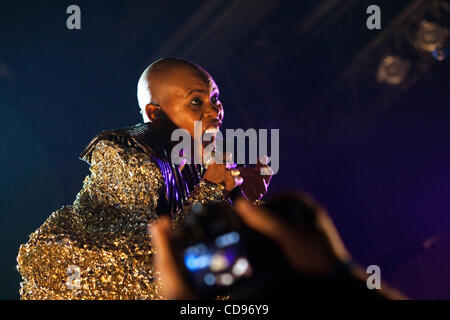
[152,67,224,143]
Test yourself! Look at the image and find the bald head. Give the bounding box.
[137,57,211,122]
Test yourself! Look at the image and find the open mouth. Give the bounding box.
[204,126,219,135]
[202,120,222,145]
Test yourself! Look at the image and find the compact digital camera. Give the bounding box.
[172,200,300,299]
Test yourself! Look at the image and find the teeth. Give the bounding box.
[205,127,218,135]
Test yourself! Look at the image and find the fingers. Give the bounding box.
[149,217,193,299]
[204,150,234,168]
[203,161,243,191]
[149,216,172,254]
[230,169,240,178]
[204,152,272,195]
[224,168,243,191]
[237,166,269,201]
[234,198,332,274]
[256,155,269,168]
[234,199,285,240]
[224,151,235,169]
[256,155,274,176]
[255,156,273,189]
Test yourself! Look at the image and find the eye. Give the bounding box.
[211,94,220,105]
[191,97,203,106]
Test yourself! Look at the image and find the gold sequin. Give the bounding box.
[16,139,227,300]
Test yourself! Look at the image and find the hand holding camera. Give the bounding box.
[149,192,401,299]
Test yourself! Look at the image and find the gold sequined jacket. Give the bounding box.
[16,122,226,300]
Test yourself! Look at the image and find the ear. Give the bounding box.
[145,103,163,122]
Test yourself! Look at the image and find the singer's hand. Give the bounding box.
[202,161,243,192]
[236,157,272,202]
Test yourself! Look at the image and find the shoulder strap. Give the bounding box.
[79,122,165,164]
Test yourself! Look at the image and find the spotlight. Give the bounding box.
[376,55,410,85]
[414,20,449,53]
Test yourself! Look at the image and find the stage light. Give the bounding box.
[376,55,410,85]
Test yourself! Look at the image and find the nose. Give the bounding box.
[204,101,224,121]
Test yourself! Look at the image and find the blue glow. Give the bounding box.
[204,273,216,286]
[215,231,240,248]
[185,255,198,270]
[184,252,212,271]
[185,243,207,255]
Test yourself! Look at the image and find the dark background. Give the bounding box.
[1,0,449,299]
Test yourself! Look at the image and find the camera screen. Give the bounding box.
[183,230,252,289]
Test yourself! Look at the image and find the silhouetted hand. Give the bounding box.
[149,192,405,299]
